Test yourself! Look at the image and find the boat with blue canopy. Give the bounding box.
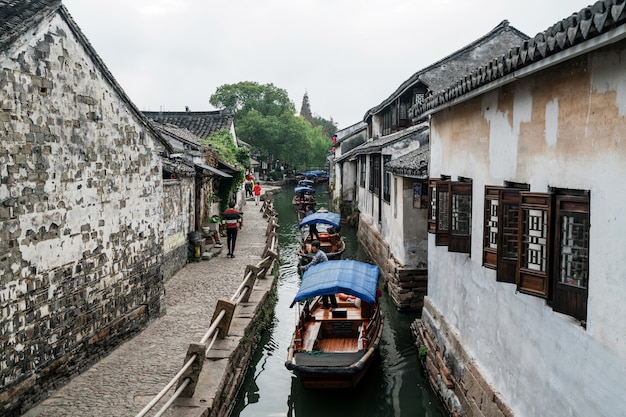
[297,211,345,264]
[285,260,383,389]
[293,186,316,213]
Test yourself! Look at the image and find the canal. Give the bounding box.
[230,184,448,417]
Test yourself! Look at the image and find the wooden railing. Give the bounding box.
[135,197,279,417]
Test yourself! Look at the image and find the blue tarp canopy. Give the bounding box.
[294,186,315,194]
[294,260,380,304]
[299,211,341,229]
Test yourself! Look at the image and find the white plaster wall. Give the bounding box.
[427,43,626,417]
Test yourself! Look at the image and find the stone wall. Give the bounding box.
[162,177,195,282]
[357,214,427,311]
[0,12,166,415]
[411,298,514,417]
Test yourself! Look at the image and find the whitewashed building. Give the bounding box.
[412,1,626,416]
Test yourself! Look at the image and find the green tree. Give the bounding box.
[210,82,330,170]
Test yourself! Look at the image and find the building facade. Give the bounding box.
[413,1,626,415]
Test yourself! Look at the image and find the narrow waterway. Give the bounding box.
[230,184,448,417]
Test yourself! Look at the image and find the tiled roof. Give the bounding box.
[387,144,430,178]
[151,121,203,151]
[0,0,59,49]
[364,20,528,120]
[412,0,626,119]
[335,123,428,163]
[143,111,234,140]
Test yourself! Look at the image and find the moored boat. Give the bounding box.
[297,211,345,265]
[293,186,316,213]
[285,260,383,389]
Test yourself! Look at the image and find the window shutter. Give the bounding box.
[428,179,438,234]
[517,193,553,298]
[497,188,525,283]
[449,182,472,254]
[551,194,590,321]
[483,186,503,269]
[435,181,450,246]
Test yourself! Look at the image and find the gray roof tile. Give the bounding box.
[143,111,234,140]
[412,0,626,118]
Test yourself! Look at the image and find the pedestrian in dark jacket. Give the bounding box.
[222,200,242,258]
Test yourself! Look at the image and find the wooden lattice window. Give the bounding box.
[482,186,503,269]
[435,181,450,246]
[517,193,552,298]
[428,179,438,234]
[551,193,590,322]
[449,181,472,254]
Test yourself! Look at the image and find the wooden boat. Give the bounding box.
[293,186,316,213]
[285,260,383,389]
[297,211,345,265]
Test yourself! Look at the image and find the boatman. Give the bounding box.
[222,200,243,258]
[299,240,337,309]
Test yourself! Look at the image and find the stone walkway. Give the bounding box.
[23,188,280,417]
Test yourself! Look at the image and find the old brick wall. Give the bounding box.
[412,298,515,417]
[357,214,427,311]
[0,12,166,414]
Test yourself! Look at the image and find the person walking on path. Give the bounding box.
[222,200,243,258]
[253,181,262,205]
[298,240,337,309]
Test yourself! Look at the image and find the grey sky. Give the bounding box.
[62,0,594,129]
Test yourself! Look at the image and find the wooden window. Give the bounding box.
[383,155,391,203]
[497,187,528,283]
[449,181,472,254]
[551,193,590,322]
[517,193,552,298]
[435,181,450,246]
[428,179,438,233]
[359,155,366,188]
[482,186,503,269]
[482,184,530,278]
[369,154,381,195]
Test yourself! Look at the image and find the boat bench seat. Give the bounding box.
[303,321,322,351]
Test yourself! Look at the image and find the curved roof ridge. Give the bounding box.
[363,20,529,120]
[412,0,626,119]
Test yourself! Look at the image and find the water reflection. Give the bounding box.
[230,184,448,417]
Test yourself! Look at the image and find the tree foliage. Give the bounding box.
[210,82,333,170]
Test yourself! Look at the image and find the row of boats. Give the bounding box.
[284,180,385,389]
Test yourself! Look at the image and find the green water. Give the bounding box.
[230,184,448,417]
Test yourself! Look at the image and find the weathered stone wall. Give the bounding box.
[0,12,166,414]
[411,298,514,417]
[162,178,194,282]
[357,214,427,311]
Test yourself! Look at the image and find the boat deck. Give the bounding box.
[302,301,368,353]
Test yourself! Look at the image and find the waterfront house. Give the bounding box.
[333,21,528,310]
[412,1,626,416]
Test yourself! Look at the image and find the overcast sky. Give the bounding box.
[62,0,594,129]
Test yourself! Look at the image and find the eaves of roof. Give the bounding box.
[162,157,196,177]
[196,163,232,178]
[387,144,430,179]
[412,0,626,120]
[152,122,204,150]
[334,123,428,163]
[363,20,529,121]
[143,111,234,140]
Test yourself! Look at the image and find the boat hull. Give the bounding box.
[285,296,383,390]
